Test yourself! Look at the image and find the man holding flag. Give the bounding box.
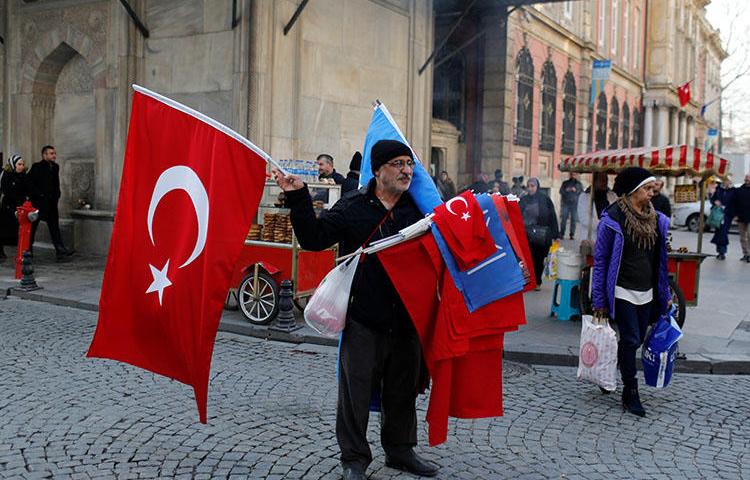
[273,139,439,480]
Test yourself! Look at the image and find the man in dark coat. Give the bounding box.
[273,140,438,480]
[28,145,73,259]
[559,172,583,239]
[650,178,672,219]
[341,151,362,194]
[313,153,345,203]
[731,173,750,262]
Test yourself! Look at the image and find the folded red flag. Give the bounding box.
[378,232,527,445]
[432,191,497,271]
[87,87,267,423]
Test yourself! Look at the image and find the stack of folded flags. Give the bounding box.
[377,192,535,446]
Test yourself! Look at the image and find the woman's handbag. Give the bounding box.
[576,312,618,392]
[304,252,361,337]
[525,224,550,246]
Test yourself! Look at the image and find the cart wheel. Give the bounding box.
[238,272,279,325]
[686,213,703,233]
[669,277,686,329]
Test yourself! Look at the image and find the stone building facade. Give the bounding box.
[0,0,433,254]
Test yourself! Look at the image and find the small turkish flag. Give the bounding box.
[677,81,691,107]
[432,191,497,270]
[87,86,267,423]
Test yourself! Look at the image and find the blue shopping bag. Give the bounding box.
[642,306,683,388]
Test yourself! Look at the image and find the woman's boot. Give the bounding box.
[622,384,646,417]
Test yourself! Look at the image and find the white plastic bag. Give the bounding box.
[304,253,361,337]
[577,314,618,391]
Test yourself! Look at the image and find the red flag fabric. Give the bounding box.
[87,87,267,422]
[432,191,497,270]
[677,81,691,107]
[378,212,530,445]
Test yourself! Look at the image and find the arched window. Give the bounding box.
[562,71,576,155]
[596,91,607,150]
[621,103,631,149]
[631,107,641,147]
[514,48,534,147]
[539,60,557,151]
[609,98,619,149]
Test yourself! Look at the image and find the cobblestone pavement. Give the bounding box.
[1,298,748,480]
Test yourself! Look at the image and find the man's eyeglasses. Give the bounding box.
[386,159,416,169]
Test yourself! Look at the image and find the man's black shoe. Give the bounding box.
[385,450,439,477]
[342,464,367,480]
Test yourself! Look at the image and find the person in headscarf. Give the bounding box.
[519,177,559,288]
[710,177,734,260]
[1,154,31,259]
[591,167,671,417]
[575,172,618,243]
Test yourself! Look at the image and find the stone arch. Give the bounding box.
[24,28,104,216]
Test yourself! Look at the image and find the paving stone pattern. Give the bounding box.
[1,298,748,479]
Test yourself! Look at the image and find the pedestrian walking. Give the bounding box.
[28,145,74,259]
[511,176,527,197]
[273,139,437,480]
[575,172,617,243]
[559,172,583,239]
[435,170,456,200]
[730,173,750,262]
[592,167,671,417]
[650,178,672,218]
[467,172,491,194]
[710,178,734,260]
[341,151,362,195]
[0,154,31,260]
[493,169,511,195]
[519,177,559,288]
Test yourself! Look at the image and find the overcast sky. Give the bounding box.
[705,0,750,139]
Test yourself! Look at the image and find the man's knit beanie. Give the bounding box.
[370,140,413,171]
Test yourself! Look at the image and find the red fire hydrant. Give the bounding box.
[15,201,39,279]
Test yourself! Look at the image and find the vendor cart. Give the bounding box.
[559,145,730,327]
[227,180,340,325]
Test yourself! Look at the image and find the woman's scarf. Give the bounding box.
[617,196,658,250]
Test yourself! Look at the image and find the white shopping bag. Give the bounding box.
[304,253,361,337]
[576,314,618,391]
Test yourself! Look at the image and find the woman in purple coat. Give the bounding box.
[592,167,671,417]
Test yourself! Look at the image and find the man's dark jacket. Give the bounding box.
[559,178,583,205]
[320,169,345,185]
[285,179,422,332]
[650,193,672,218]
[731,184,750,223]
[341,171,360,194]
[28,160,61,213]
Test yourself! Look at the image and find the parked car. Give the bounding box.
[672,201,712,232]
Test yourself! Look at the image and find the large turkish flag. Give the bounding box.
[87,86,267,422]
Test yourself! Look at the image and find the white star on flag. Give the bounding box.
[461,212,471,221]
[146,259,172,305]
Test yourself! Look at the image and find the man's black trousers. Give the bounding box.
[30,202,65,252]
[337,319,422,470]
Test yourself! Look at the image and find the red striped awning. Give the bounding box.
[559,145,730,179]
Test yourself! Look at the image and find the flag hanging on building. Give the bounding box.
[589,59,612,106]
[359,102,442,215]
[87,85,269,423]
[678,81,691,107]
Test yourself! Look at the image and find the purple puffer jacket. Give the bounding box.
[591,204,671,319]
